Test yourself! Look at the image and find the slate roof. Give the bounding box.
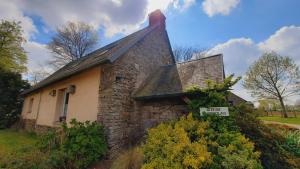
[133,54,225,99]
[23,24,160,95]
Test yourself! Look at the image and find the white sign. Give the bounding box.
[199,107,229,116]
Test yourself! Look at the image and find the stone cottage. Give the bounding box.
[21,10,246,155]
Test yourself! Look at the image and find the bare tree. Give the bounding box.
[173,46,207,62]
[295,99,300,107]
[27,64,52,85]
[28,70,51,85]
[48,21,99,68]
[243,52,300,118]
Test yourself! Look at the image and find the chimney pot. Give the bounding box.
[148,9,166,28]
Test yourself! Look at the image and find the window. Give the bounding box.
[57,89,70,122]
[27,98,34,113]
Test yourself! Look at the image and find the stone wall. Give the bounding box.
[22,118,54,134]
[22,118,36,132]
[98,26,175,157]
[135,98,188,138]
[35,125,54,134]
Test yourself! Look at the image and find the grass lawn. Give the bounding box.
[0,129,41,169]
[259,116,300,125]
[0,129,37,154]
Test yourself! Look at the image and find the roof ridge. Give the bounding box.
[176,54,223,64]
[22,24,160,95]
[109,24,159,62]
[53,25,152,68]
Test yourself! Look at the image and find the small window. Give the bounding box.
[28,98,34,113]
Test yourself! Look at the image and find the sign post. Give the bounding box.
[199,107,229,116]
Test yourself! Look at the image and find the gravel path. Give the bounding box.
[262,120,300,129]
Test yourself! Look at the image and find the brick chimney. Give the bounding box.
[148,9,166,28]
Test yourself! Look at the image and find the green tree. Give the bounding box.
[243,52,300,118]
[258,99,280,116]
[0,20,27,73]
[0,68,30,128]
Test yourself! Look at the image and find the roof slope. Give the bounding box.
[134,54,224,99]
[23,24,159,95]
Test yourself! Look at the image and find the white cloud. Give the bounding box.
[0,0,36,39]
[206,38,261,76]
[206,26,300,104]
[202,0,240,17]
[175,0,196,11]
[18,0,149,37]
[23,41,53,72]
[147,0,195,13]
[1,0,196,38]
[0,0,195,75]
[259,26,300,65]
[15,0,194,38]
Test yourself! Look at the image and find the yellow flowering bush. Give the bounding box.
[142,114,212,169]
[142,114,263,169]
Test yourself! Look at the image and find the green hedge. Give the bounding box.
[38,119,107,169]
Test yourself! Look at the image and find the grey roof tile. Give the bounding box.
[23,24,159,95]
[134,54,224,99]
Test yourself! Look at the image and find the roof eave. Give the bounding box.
[133,92,188,100]
[21,59,111,96]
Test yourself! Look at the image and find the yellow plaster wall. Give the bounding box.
[21,92,40,120]
[21,66,100,126]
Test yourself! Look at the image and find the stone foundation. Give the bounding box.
[22,118,55,134]
[22,118,36,132]
[35,125,54,134]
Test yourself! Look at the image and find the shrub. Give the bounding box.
[212,132,262,169]
[142,114,262,169]
[37,128,62,152]
[283,130,300,156]
[38,119,107,169]
[0,68,30,129]
[142,115,212,169]
[234,104,300,169]
[184,75,300,169]
[268,124,300,157]
[111,147,144,169]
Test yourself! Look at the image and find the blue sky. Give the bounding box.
[1,0,300,104]
[29,0,300,48]
[166,0,300,46]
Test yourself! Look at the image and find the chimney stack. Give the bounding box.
[148,9,166,28]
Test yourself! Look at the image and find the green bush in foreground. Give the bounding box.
[283,130,300,156]
[267,123,300,157]
[185,75,300,169]
[235,104,300,169]
[38,119,107,169]
[142,114,262,169]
